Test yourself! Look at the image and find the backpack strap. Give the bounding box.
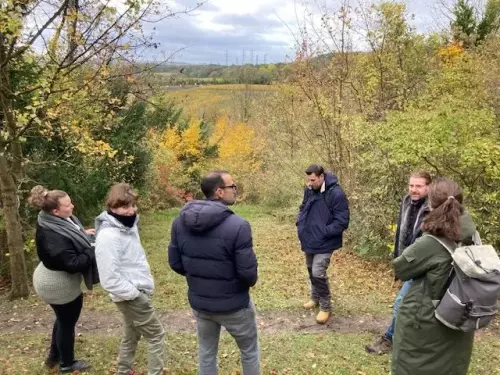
[425,235,457,256]
[426,235,459,305]
[472,230,482,246]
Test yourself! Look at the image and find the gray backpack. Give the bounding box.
[428,232,500,332]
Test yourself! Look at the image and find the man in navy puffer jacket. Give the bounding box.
[168,170,259,375]
[297,164,350,324]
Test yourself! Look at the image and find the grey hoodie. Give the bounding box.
[94,211,154,302]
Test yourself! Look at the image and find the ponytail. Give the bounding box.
[421,179,463,241]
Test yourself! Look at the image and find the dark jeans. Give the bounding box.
[48,294,83,367]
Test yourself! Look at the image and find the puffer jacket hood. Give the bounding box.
[324,172,338,189]
[95,211,139,234]
[180,200,233,233]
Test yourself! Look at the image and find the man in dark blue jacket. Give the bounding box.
[168,170,260,375]
[297,164,350,324]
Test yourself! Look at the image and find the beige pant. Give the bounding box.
[115,292,165,375]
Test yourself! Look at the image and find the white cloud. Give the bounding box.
[148,0,442,64]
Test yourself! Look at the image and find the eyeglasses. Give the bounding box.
[221,184,237,190]
[409,184,427,189]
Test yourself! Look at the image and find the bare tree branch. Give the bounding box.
[6,0,70,64]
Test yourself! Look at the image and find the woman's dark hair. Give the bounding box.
[106,183,139,209]
[422,178,464,241]
[28,185,68,212]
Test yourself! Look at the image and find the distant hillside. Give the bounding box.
[150,63,293,85]
[142,52,365,86]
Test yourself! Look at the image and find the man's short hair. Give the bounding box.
[201,170,229,198]
[305,164,325,176]
[410,171,432,185]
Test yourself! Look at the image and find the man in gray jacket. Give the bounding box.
[365,171,431,354]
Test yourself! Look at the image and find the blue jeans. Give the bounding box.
[385,280,413,341]
[193,301,260,375]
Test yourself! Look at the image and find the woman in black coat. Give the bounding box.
[30,185,97,373]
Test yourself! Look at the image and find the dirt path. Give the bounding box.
[0,304,388,336]
[2,304,499,338]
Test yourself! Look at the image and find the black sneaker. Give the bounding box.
[60,360,92,373]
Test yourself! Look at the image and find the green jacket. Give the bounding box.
[392,213,476,375]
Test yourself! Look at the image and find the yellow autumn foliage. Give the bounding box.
[210,117,261,174]
[163,119,203,159]
[438,43,465,64]
[182,119,203,158]
[163,126,181,151]
[147,114,264,205]
[72,127,118,159]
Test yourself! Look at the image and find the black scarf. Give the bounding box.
[107,210,137,228]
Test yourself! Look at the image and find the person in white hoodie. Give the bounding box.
[95,183,165,375]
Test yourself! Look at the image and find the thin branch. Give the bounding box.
[6,0,70,63]
[421,155,442,175]
[60,4,137,69]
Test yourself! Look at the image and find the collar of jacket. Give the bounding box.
[403,195,429,212]
[398,195,430,250]
[320,181,326,193]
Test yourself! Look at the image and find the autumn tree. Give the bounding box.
[0,0,203,299]
[284,0,357,188]
[146,115,263,206]
[356,2,437,117]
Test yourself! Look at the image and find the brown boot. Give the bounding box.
[365,335,392,354]
[315,310,331,324]
[303,299,318,310]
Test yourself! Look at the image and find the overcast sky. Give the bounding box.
[149,0,451,65]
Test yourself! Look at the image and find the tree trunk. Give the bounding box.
[0,155,29,299]
[0,224,8,278]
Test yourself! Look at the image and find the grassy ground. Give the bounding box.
[1,332,499,374]
[1,205,500,374]
[84,205,398,315]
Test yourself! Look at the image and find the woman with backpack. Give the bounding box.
[391,178,476,375]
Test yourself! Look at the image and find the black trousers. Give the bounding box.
[48,293,83,367]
